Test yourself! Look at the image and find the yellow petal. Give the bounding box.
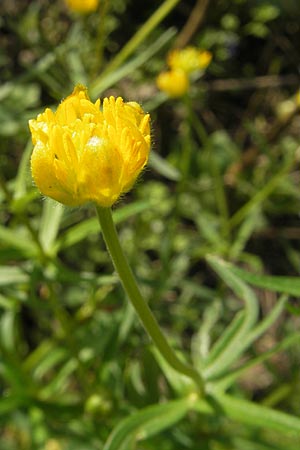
[156,69,189,98]
[29,85,151,207]
[167,47,212,74]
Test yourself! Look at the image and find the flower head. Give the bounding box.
[156,46,212,98]
[156,69,189,98]
[167,47,212,74]
[65,0,99,14]
[29,85,151,207]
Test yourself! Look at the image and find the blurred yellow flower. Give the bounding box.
[156,46,211,98]
[156,69,189,98]
[29,85,151,207]
[296,89,300,107]
[65,0,99,14]
[167,47,212,74]
[45,439,62,450]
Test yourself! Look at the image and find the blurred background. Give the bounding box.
[1,1,300,449]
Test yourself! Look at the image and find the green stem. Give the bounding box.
[95,206,204,392]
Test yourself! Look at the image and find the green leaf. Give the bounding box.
[23,340,58,373]
[246,294,288,345]
[0,395,25,416]
[204,310,245,367]
[30,347,69,381]
[0,356,31,394]
[39,358,78,399]
[208,294,288,387]
[204,255,259,380]
[217,332,300,390]
[0,293,18,310]
[12,139,33,202]
[251,4,280,23]
[228,208,262,260]
[151,347,195,395]
[215,392,300,434]
[55,201,150,250]
[196,211,227,249]
[55,216,100,250]
[229,262,300,297]
[103,398,191,450]
[39,199,64,254]
[244,21,270,38]
[10,190,39,214]
[233,436,294,450]
[0,225,37,257]
[0,310,18,352]
[90,28,176,97]
[228,153,295,229]
[191,299,222,367]
[149,151,181,181]
[0,266,28,286]
[117,301,136,344]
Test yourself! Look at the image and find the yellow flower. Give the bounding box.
[65,0,99,14]
[156,69,189,98]
[29,85,151,207]
[296,89,300,107]
[167,47,212,74]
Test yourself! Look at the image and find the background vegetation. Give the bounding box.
[1,0,300,449]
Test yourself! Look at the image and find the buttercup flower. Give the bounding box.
[156,46,212,98]
[29,85,151,207]
[65,0,99,14]
[156,69,189,98]
[167,47,212,74]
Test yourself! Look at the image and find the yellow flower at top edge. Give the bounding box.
[29,85,151,207]
[65,0,99,14]
[156,69,189,98]
[167,47,212,74]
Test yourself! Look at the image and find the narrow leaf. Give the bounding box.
[103,398,191,450]
[90,28,176,97]
[149,151,181,181]
[39,199,64,254]
[0,266,28,286]
[230,263,300,297]
[216,332,300,390]
[55,201,149,250]
[216,392,300,434]
[0,225,37,257]
[205,255,259,380]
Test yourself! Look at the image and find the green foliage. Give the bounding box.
[1,0,300,448]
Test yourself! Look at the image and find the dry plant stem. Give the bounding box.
[93,0,110,75]
[174,0,210,48]
[203,74,299,92]
[96,206,204,393]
